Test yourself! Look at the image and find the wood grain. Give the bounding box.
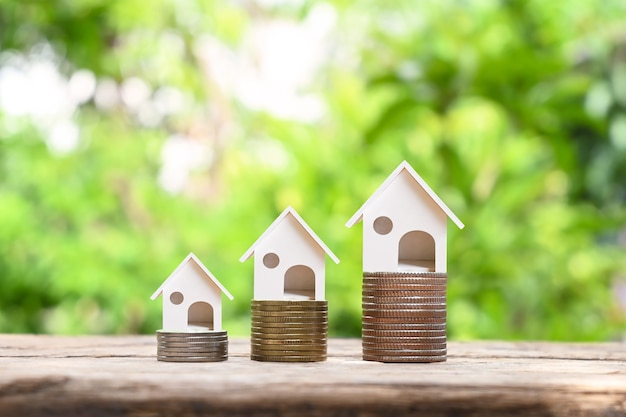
[0,335,625,417]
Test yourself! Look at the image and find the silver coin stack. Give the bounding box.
[362,272,447,363]
[156,330,228,362]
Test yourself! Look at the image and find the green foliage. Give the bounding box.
[0,0,625,340]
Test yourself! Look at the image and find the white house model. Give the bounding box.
[151,253,234,331]
[346,161,464,273]
[240,206,339,301]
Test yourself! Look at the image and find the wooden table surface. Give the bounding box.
[0,335,625,417]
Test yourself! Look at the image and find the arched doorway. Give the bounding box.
[284,265,315,300]
[187,302,214,330]
[398,231,435,272]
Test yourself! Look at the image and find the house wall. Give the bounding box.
[161,261,224,331]
[253,214,326,300]
[362,170,448,272]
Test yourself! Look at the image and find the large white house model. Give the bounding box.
[346,161,464,273]
[151,253,234,331]
[240,206,339,301]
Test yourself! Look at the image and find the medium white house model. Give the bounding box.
[240,206,340,301]
[346,161,464,273]
[151,253,234,331]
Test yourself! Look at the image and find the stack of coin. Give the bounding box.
[362,272,447,363]
[156,330,228,362]
[251,300,328,362]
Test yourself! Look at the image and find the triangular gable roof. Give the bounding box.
[151,252,234,300]
[345,160,465,229]
[240,206,340,264]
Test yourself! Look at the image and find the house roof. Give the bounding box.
[345,160,465,229]
[151,252,234,300]
[240,206,340,264]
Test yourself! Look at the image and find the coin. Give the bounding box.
[362,277,447,285]
[362,288,447,296]
[362,354,446,363]
[157,355,228,362]
[252,302,327,309]
[158,347,227,356]
[362,315,445,323]
[361,331,446,343]
[156,339,226,344]
[362,341,446,350]
[251,344,326,352]
[362,336,447,343]
[250,354,326,362]
[251,315,329,323]
[157,329,228,335]
[252,306,328,313]
[363,326,446,334]
[251,333,327,344]
[156,334,228,341]
[362,348,447,356]
[363,272,447,278]
[157,342,227,350]
[361,310,447,319]
[253,310,328,318]
[252,300,328,306]
[364,332,447,339]
[251,324,326,333]
[362,295,447,303]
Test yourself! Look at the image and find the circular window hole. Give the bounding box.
[373,216,393,235]
[170,291,184,305]
[263,252,280,268]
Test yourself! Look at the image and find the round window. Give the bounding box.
[263,252,280,268]
[170,291,184,305]
[373,216,393,235]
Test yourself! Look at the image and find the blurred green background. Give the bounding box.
[0,0,625,340]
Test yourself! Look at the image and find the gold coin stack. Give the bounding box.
[362,272,447,363]
[156,330,228,362]
[250,300,328,362]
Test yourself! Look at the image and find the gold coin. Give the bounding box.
[252,310,328,318]
[251,333,326,341]
[157,355,228,362]
[157,330,227,336]
[156,334,228,341]
[251,344,326,352]
[251,316,328,324]
[250,354,326,362]
[251,320,328,326]
[251,324,327,333]
[252,305,328,312]
[252,300,328,306]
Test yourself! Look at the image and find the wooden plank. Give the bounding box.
[0,335,625,417]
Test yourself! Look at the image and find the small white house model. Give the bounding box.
[346,161,464,273]
[151,253,234,331]
[240,206,339,301]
